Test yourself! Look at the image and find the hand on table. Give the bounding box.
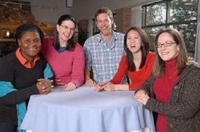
[64,82,76,91]
[94,83,104,92]
[103,82,116,92]
[134,90,149,105]
[95,82,116,92]
[85,78,96,87]
[37,78,54,94]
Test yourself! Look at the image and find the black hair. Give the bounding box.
[53,14,76,51]
[124,27,150,71]
[15,24,44,46]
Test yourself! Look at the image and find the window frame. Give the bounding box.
[142,0,198,58]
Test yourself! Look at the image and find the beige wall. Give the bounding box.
[22,0,160,26]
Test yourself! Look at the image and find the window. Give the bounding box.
[142,0,198,58]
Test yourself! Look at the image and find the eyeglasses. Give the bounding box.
[156,41,176,48]
[60,25,75,32]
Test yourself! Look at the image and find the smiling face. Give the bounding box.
[96,13,113,37]
[157,32,180,61]
[126,30,142,54]
[18,30,41,61]
[56,20,75,46]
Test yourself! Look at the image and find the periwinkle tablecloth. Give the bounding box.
[21,85,155,132]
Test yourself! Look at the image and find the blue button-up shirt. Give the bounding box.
[84,31,125,84]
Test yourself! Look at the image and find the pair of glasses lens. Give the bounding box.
[156,41,176,48]
[60,25,68,30]
[60,25,75,31]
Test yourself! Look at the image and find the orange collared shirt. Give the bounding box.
[15,48,40,68]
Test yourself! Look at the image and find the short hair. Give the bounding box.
[53,14,76,51]
[15,24,44,46]
[124,27,150,71]
[153,28,188,77]
[95,7,113,21]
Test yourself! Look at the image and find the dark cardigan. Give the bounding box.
[138,62,200,132]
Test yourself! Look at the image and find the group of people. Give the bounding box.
[0,6,200,132]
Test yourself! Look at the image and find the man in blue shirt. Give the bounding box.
[84,7,125,87]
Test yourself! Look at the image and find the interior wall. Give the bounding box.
[130,6,142,27]
[71,0,159,21]
[28,0,71,26]
[25,0,160,25]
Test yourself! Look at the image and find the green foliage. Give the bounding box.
[143,0,198,57]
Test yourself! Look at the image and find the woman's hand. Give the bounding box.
[37,78,54,94]
[134,90,149,105]
[103,82,116,92]
[64,82,76,91]
[94,83,104,92]
[94,82,116,92]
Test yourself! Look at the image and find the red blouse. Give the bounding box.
[110,53,155,90]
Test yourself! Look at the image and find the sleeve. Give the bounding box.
[0,58,39,105]
[70,44,85,87]
[135,73,155,95]
[145,68,200,119]
[110,55,127,84]
[44,63,54,79]
[83,39,92,71]
[128,53,155,90]
[0,81,38,105]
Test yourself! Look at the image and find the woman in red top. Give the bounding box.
[135,28,200,132]
[95,27,154,91]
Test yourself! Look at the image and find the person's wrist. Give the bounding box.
[72,83,77,88]
[114,85,118,91]
[86,77,91,82]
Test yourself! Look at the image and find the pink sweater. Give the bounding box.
[41,37,85,87]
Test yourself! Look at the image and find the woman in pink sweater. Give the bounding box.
[41,14,85,91]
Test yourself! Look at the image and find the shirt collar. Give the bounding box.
[97,31,117,42]
[15,48,40,68]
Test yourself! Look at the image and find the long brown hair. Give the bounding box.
[124,27,150,71]
[153,28,188,77]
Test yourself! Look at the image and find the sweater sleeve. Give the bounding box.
[0,82,39,105]
[0,59,39,105]
[145,67,200,119]
[110,55,127,84]
[70,44,85,87]
[128,53,155,90]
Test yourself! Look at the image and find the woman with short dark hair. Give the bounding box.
[0,24,54,132]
